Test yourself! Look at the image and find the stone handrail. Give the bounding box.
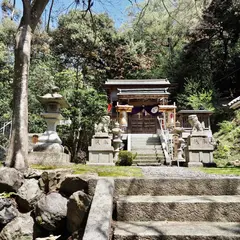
[157,117,172,164]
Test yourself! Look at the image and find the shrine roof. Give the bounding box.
[105,79,170,86]
[228,96,240,109]
[117,88,170,96]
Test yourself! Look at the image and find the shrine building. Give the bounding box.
[105,79,176,134]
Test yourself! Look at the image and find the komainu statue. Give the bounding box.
[94,116,110,134]
[188,115,204,132]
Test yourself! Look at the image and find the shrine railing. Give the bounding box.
[157,117,173,164]
[0,121,12,138]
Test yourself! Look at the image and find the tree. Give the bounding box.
[122,0,210,79]
[59,87,107,162]
[51,10,143,90]
[4,0,116,170]
[5,0,50,170]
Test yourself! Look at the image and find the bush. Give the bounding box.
[116,151,137,166]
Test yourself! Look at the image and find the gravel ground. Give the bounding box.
[140,166,240,178]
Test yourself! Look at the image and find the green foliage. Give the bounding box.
[0,133,9,148]
[59,87,107,162]
[31,164,143,177]
[177,78,216,110]
[116,151,137,166]
[0,191,16,198]
[187,90,215,111]
[196,167,240,176]
[214,110,240,165]
[214,143,230,159]
[218,121,236,135]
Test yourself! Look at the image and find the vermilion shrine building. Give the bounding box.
[105,79,176,133]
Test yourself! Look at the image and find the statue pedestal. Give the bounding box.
[185,133,214,167]
[87,134,114,165]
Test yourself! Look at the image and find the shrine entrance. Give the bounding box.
[129,111,157,134]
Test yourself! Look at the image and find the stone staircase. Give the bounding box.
[130,134,165,166]
[113,178,240,240]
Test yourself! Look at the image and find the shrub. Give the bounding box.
[116,151,137,166]
[213,143,230,159]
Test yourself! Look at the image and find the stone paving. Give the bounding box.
[140,166,240,178]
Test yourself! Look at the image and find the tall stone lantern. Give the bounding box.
[28,87,71,165]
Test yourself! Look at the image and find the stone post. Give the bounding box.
[112,122,123,162]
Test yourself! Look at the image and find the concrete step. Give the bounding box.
[113,221,240,240]
[131,139,160,142]
[136,163,162,166]
[133,160,161,164]
[131,150,163,154]
[131,144,162,149]
[131,134,158,137]
[131,139,160,143]
[131,146,162,150]
[114,178,240,196]
[116,195,240,221]
[133,158,163,162]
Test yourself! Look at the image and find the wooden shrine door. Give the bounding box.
[129,111,157,133]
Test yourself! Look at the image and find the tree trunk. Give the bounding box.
[6,0,50,170]
[6,25,32,170]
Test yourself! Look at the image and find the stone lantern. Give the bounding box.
[112,122,123,162]
[35,86,69,149]
[171,121,185,166]
[28,87,71,165]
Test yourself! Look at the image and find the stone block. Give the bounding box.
[88,135,114,165]
[28,152,71,166]
[83,179,114,240]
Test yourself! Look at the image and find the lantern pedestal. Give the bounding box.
[28,87,71,166]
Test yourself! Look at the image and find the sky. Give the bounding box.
[0,0,142,28]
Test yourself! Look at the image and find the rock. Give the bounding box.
[60,175,89,197]
[16,178,43,212]
[0,212,34,240]
[67,191,92,234]
[0,167,24,192]
[0,198,18,225]
[24,168,43,179]
[39,169,72,193]
[232,160,240,167]
[35,192,68,232]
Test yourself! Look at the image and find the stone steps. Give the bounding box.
[116,195,240,222]
[114,221,240,240]
[112,178,240,240]
[114,178,240,196]
[130,134,164,165]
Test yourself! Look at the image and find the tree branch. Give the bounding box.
[136,0,150,25]
[161,0,182,26]
[21,0,31,25]
[30,0,50,31]
[47,0,54,32]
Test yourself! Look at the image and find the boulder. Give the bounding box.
[39,169,72,193]
[0,167,24,192]
[24,168,43,179]
[0,198,18,225]
[16,178,43,212]
[35,192,68,232]
[67,191,92,234]
[60,175,88,197]
[0,212,34,240]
